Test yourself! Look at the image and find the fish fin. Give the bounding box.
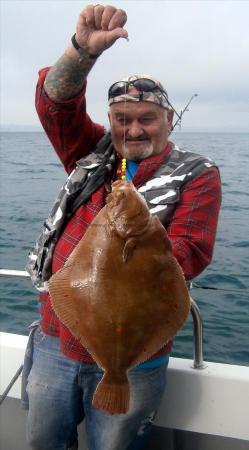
[122,238,137,262]
[92,372,130,415]
[48,269,82,341]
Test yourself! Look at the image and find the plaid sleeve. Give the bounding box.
[167,166,222,280]
[35,67,105,174]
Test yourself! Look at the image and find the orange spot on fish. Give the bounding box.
[116,325,124,333]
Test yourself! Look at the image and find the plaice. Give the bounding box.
[48,180,190,415]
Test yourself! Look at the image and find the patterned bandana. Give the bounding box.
[108,74,171,110]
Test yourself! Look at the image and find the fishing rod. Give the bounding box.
[168,93,198,132]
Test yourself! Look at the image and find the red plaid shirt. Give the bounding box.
[36,68,221,362]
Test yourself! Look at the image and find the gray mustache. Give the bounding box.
[125,137,149,142]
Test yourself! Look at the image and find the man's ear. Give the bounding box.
[167,110,174,128]
[108,110,111,126]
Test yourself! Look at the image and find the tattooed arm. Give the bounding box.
[44,4,128,101]
[44,48,96,101]
[36,5,128,172]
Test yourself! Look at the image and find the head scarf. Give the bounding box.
[108,74,171,110]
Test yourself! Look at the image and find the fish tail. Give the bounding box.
[92,372,130,415]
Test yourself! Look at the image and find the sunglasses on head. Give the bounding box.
[108,78,168,100]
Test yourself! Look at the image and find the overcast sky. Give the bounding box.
[1,0,249,132]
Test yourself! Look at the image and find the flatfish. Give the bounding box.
[49,180,190,415]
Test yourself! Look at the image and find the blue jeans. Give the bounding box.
[26,327,168,450]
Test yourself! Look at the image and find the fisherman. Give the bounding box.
[24,4,221,450]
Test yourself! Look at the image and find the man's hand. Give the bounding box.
[44,4,127,101]
[76,4,128,55]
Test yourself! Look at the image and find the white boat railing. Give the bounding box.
[0,269,30,278]
[0,268,205,369]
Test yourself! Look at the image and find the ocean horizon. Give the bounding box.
[1,126,249,133]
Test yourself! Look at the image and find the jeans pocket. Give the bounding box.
[33,326,47,347]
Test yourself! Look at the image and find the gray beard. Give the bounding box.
[121,143,154,161]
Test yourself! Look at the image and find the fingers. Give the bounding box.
[81,4,127,32]
[100,5,116,30]
[101,5,127,31]
[107,9,127,31]
[94,5,104,29]
[107,27,129,45]
[81,5,96,28]
[76,4,128,54]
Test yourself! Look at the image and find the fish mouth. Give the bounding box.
[109,204,149,231]
[106,190,126,207]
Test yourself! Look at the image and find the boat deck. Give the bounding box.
[1,397,248,450]
[1,332,249,450]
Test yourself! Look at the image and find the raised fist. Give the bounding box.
[75,4,128,55]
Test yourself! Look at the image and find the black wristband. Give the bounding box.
[71,34,101,59]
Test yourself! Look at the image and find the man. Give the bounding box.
[24,4,221,450]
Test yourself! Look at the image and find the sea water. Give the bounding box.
[0,131,248,366]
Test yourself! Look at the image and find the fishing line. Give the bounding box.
[122,38,130,157]
[123,80,127,156]
[120,79,129,180]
